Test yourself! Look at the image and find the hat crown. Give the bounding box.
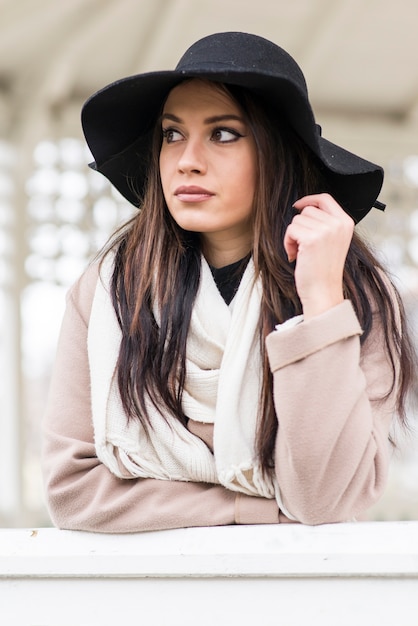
[175,31,308,94]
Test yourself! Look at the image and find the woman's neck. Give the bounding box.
[201,235,252,269]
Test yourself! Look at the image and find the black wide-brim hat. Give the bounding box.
[82,31,385,223]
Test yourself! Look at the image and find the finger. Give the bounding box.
[284,220,312,262]
[284,209,323,261]
[291,205,331,227]
[293,193,351,220]
[283,227,298,262]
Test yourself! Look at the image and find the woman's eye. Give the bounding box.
[162,128,183,143]
[212,128,242,143]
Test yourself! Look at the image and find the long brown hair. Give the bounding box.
[105,80,416,471]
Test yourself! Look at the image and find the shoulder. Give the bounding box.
[66,259,102,324]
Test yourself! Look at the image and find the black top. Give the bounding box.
[209,256,249,305]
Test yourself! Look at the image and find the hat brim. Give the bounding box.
[82,69,384,222]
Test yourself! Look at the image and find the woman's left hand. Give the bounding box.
[283,193,355,320]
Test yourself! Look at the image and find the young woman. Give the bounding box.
[42,32,415,531]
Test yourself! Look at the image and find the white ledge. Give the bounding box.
[1,522,418,626]
[1,521,418,578]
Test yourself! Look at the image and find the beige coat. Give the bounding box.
[42,262,397,532]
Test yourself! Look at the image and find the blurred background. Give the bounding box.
[1,0,418,527]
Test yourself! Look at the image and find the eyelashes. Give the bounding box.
[162,126,245,144]
[211,128,244,142]
[162,128,183,143]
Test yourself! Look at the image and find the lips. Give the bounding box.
[174,185,214,202]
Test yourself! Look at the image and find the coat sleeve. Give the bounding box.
[266,298,397,525]
[41,264,279,533]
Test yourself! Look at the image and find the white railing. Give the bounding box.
[1,522,418,626]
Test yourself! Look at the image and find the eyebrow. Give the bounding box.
[161,113,245,124]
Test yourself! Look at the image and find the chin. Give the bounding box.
[172,217,216,233]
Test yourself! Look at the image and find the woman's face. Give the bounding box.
[159,80,257,261]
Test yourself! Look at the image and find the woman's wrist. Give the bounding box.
[301,291,344,320]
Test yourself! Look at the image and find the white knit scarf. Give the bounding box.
[88,254,276,499]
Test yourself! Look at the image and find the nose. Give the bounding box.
[177,138,207,175]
